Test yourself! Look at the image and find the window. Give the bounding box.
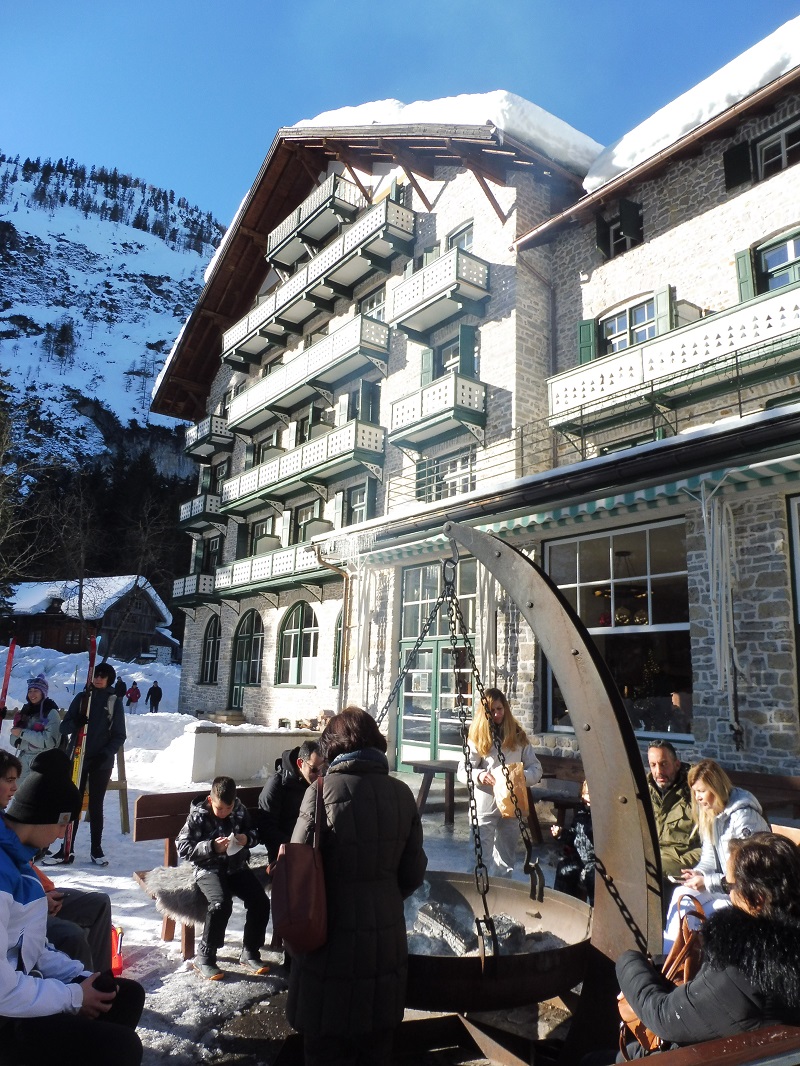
[758,118,800,180]
[198,535,220,574]
[759,234,800,291]
[421,324,477,384]
[448,222,473,251]
[544,521,691,737]
[229,610,264,709]
[219,390,232,419]
[415,447,476,503]
[398,559,477,760]
[292,499,321,544]
[200,614,220,684]
[601,298,655,354]
[65,629,80,647]
[255,432,279,465]
[346,484,367,526]
[277,602,319,685]
[596,199,642,259]
[211,459,229,494]
[249,516,275,555]
[359,285,386,322]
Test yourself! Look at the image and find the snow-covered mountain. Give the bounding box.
[0,152,224,471]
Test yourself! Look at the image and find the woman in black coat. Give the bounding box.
[616,832,800,1058]
[286,707,427,1066]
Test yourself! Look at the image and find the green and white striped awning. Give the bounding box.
[362,456,800,565]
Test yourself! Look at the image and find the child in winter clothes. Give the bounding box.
[176,775,270,980]
[552,780,595,905]
[10,675,61,779]
[0,749,144,1066]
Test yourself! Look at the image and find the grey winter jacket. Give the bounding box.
[694,787,769,893]
[286,750,427,1038]
[175,795,257,876]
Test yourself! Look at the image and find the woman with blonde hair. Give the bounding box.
[457,688,542,876]
[663,756,769,949]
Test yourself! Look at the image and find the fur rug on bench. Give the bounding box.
[143,865,207,925]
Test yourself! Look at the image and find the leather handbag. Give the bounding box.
[269,777,327,954]
[618,895,706,1058]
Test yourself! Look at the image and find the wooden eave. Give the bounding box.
[152,124,587,421]
[514,65,800,252]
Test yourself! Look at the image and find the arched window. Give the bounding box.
[200,614,220,684]
[229,610,264,709]
[277,602,319,686]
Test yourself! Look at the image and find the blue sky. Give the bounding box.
[2,2,799,226]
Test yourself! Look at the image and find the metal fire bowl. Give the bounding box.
[406,870,592,1013]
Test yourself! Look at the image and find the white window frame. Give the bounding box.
[757,118,800,180]
[600,296,655,354]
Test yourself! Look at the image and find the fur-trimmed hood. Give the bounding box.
[703,906,800,1021]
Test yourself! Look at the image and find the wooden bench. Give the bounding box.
[729,770,800,820]
[654,1024,800,1064]
[410,759,458,824]
[133,785,262,960]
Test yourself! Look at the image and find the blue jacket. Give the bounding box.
[0,817,86,1017]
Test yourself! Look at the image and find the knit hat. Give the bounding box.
[5,749,80,826]
[26,674,49,698]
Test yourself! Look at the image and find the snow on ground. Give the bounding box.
[0,644,552,1063]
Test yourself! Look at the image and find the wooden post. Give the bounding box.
[106,745,130,834]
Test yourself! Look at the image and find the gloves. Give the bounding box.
[32,722,45,733]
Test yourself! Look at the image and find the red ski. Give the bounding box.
[0,638,16,724]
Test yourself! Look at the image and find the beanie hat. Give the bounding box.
[5,749,80,826]
[26,674,49,698]
[94,662,116,685]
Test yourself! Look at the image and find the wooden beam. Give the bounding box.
[287,142,326,186]
[322,140,374,203]
[377,138,437,181]
[238,225,269,250]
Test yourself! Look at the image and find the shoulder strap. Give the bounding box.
[107,693,117,722]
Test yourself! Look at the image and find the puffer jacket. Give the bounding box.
[0,817,86,1018]
[60,687,125,771]
[175,795,257,875]
[647,764,700,878]
[617,906,800,1048]
[694,788,770,893]
[256,747,309,863]
[286,749,427,1038]
[457,740,542,823]
[12,698,62,778]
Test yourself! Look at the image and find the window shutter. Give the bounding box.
[336,393,350,427]
[359,379,380,423]
[366,477,378,519]
[420,346,434,386]
[200,466,211,492]
[654,287,674,336]
[457,324,477,378]
[244,442,255,470]
[578,320,597,364]
[723,143,752,190]
[619,199,643,243]
[423,244,440,266]
[735,250,756,303]
[403,258,415,279]
[284,420,297,449]
[280,509,292,547]
[333,490,345,529]
[237,523,249,560]
[595,215,611,259]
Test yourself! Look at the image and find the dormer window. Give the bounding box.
[596,199,643,259]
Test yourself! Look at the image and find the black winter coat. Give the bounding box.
[287,750,427,1038]
[60,687,125,770]
[617,907,800,1049]
[175,795,258,876]
[256,747,309,863]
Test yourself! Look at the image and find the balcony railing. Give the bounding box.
[389,372,487,449]
[172,572,216,604]
[266,173,367,269]
[184,416,234,460]
[178,493,223,531]
[222,199,414,363]
[215,543,330,594]
[227,316,390,434]
[548,283,800,425]
[220,419,385,513]
[390,247,490,336]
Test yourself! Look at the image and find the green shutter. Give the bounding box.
[365,477,378,520]
[457,324,477,378]
[236,523,249,560]
[723,143,752,191]
[619,199,643,243]
[578,320,597,364]
[359,378,380,423]
[420,346,434,386]
[595,215,611,259]
[735,250,756,302]
[244,442,255,470]
[654,287,674,336]
[333,490,345,529]
[200,466,211,492]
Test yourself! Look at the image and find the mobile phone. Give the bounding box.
[667,875,685,884]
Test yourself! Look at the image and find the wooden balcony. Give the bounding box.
[184,416,234,461]
[215,543,337,596]
[548,283,800,427]
[172,572,217,606]
[222,199,414,365]
[266,173,367,270]
[178,493,223,532]
[390,248,490,339]
[227,315,389,434]
[220,419,385,514]
[388,372,487,450]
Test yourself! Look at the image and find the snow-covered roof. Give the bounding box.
[294,91,602,176]
[10,577,172,628]
[585,15,800,193]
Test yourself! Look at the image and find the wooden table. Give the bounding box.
[410,759,458,824]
